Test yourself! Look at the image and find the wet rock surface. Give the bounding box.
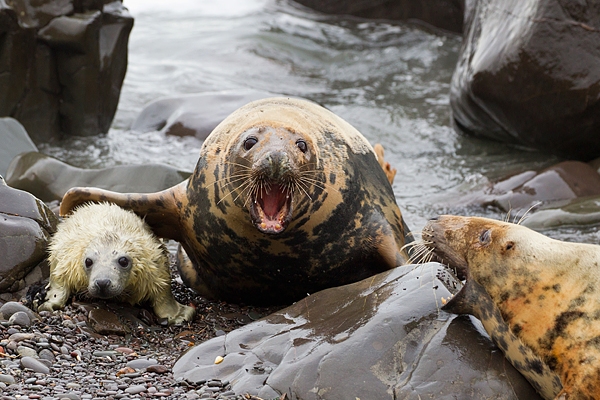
[0,177,57,293]
[293,0,464,33]
[6,152,191,202]
[451,0,600,160]
[131,90,273,141]
[0,118,38,177]
[0,0,133,142]
[448,160,600,214]
[175,264,541,400]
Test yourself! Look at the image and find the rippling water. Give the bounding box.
[40,0,597,243]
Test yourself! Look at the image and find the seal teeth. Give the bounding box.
[249,182,293,234]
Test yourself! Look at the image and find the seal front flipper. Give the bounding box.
[60,181,187,242]
[37,281,71,312]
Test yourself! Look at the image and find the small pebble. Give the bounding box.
[21,356,50,374]
[124,384,147,394]
[8,311,31,327]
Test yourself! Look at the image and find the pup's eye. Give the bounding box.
[85,258,93,268]
[505,242,515,251]
[118,257,130,268]
[479,229,491,244]
[296,140,307,153]
[244,137,258,150]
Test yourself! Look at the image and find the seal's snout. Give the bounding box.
[93,278,115,298]
[95,278,111,290]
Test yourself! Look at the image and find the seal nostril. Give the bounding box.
[95,279,111,290]
[429,216,440,221]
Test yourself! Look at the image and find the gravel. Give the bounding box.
[0,260,284,400]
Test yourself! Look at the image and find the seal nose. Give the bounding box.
[261,151,290,180]
[95,279,111,291]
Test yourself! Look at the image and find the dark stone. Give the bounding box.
[6,151,191,202]
[292,0,464,33]
[0,118,37,177]
[451,0,600,160]
[464,161,600,212]
[0,176,57,292]
[174,264,542,399]
[88,308,130,336]
[0,0,133,142]
[131,90,274,141]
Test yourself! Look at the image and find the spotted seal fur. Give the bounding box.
[59,97,411,304]
[38,202,195,325]
[421,215,600,399]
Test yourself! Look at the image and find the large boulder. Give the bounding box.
[131,90,274,140]
[0,1,133,142]
[293,0,464,33]
[174,264,542,399]
[451,0,600,160]
[6,152,191,202]
[0,118,38,177]
[0,176,57,292]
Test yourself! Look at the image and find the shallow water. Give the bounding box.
[39,0,598,243]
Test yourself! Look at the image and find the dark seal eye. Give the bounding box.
[479,229,491,245]
[505,241,515,251]
[118,257,130,268]
[84,258,93,268]
[244,137,258,151]
[296,139,307,153]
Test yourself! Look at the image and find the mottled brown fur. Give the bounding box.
[60,98,411,304]
[424,215,600,399]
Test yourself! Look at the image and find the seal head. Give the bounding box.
[228,126,317,234]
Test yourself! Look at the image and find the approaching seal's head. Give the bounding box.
[39,202,195,325]
[226,125,318,234]
[422,215,600,399]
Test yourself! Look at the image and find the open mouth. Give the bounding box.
[249,183,293,234]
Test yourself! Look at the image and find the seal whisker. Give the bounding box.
[297,176,337,193]
[516,201,542,225]
[217,175,256,205]
[293,181,313,201]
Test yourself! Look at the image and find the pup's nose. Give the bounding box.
[95,279,111,290]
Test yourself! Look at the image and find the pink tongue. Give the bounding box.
[263,195,279,217]
[262,188,282,218]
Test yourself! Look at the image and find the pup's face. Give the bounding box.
[83,242,133,299]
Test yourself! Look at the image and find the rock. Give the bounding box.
[522,196,600,230]
[8,312,31,328]
[0,302,38,322]
[88,309,129,336]
[146,365,168,374]
[174,264,542,399]
[16,345,37,358]
[293,0,464,33]
[20,356,50,374]
[0,374,15,384]
[0,118,37,177]
[451,0,600,160]
[0,1,133,141]
[0,177,57,292]
[125,384,147,394]
[127,358,159,370]
[6,152,191,202]
[455,161,600,213]
[38,349,56,364]
[131,90,273,140]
